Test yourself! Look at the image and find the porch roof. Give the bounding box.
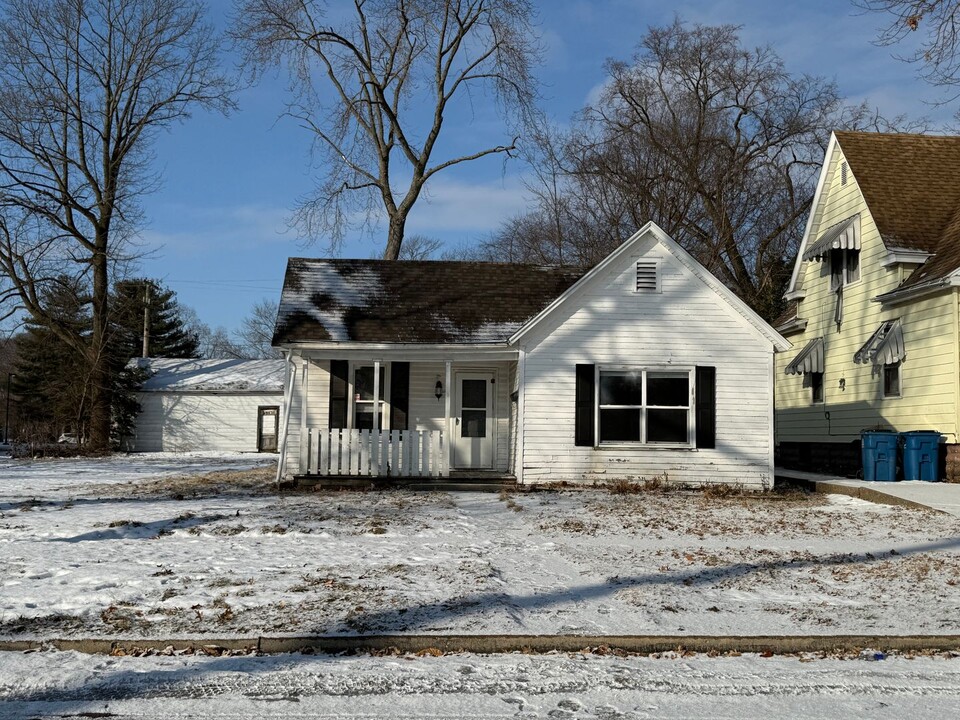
[273,259,585,346]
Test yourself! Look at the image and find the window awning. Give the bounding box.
[784,337,824,375]
[802,215,860,261]
[854,319,905,366]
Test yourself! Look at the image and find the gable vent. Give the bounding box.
[635,260,660,292]
[841,161,848,186]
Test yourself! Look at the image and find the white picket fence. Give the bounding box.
[303,428,448,477]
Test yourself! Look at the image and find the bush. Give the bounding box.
[608,475,665,494]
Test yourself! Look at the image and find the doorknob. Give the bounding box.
[456,418,460,425]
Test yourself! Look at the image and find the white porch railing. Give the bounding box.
[303,428,448,478]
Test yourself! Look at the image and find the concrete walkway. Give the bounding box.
[776,467,960,518]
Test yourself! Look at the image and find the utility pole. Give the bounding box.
[142,283,150,358]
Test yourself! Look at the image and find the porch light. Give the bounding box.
[435,377,444,401]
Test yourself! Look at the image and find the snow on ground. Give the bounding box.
[0,452,274,494]
[2,648,960,719]
[1,454,960,639]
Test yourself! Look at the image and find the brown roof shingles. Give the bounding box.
[835,131,960,292]
[272,259,586,345]
[772,299,799,332]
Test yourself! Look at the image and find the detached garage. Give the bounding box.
[129,358,285,453]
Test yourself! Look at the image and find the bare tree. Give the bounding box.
[235,298,281,358]
[856,1,960,104]
[492,21,915,320]
[396,234,443,260]
[233,0,539,259]
[0,0,233,449]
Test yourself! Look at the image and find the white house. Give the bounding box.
[130,358,285,453]
[272,222,790,487]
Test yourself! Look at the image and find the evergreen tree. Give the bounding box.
[12,280,91,441]
[111,279,200,360]
[11,277,197,446]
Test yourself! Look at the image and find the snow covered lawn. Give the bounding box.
[2,453,960,638]
[2,647,960,719]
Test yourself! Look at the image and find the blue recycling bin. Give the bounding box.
[902,431,941,482]
[861,431,898,481]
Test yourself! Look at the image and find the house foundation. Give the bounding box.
[776,441,862,478]
[777,440,958,482]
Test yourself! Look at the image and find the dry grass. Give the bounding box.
[91,465,276,501]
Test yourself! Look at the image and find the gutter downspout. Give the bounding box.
[275,351,296,487]
[954,290,960,452]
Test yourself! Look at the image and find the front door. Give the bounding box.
[454,373,494,469]
[257,406,279,452]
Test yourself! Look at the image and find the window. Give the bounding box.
[883,362,901,398]
[829,248,860,290]
[598,369,691,444]
[353,365,385,430]
[810,372,824,404]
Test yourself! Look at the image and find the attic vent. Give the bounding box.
[635,260,660,293]
[841,161,848,186]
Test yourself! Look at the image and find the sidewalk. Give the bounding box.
[776,467,960,518]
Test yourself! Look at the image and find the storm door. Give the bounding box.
[453,373,494,469]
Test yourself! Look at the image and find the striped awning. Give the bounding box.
[802,215,860,261]
[784,337,824,375]
[854,319,905,366]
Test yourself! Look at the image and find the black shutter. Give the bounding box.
[390,362,410,431]
[695,366,716,449]
[575,364,595,447]
[329,360,349,429]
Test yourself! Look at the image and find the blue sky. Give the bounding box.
[139,0,945,332]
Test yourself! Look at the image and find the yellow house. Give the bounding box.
[775,131,960,480]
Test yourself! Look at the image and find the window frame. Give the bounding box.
[810,371,824,404]
[349,362,390,431]
[883,361,902,399]
[829,248,860,291]
[594,366,695,447]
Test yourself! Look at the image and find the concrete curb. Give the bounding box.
[776,472,941,513]
[2,634,960,656]
[813,480,939,513]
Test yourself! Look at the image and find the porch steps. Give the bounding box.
[293,473,518,492]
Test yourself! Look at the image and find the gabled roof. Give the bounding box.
[510,222,791,351]
[137,358,285,393]
[834,131,960,254]
[792,131,960,298]
[272,259,585,345]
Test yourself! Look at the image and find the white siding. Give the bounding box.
[519,234,776,487]
[286,358,513,476]
[408,361,512,472]
[132,392,282,453]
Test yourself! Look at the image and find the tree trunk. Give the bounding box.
[383,213,407,260]
[87,240,112,451]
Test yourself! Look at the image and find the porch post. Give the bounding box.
[298,359,309,474]
[275,351,296,486]
[372,360,381,436]
[516,348,525,485]
[444,359,452,475]
[372,359,381,475]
